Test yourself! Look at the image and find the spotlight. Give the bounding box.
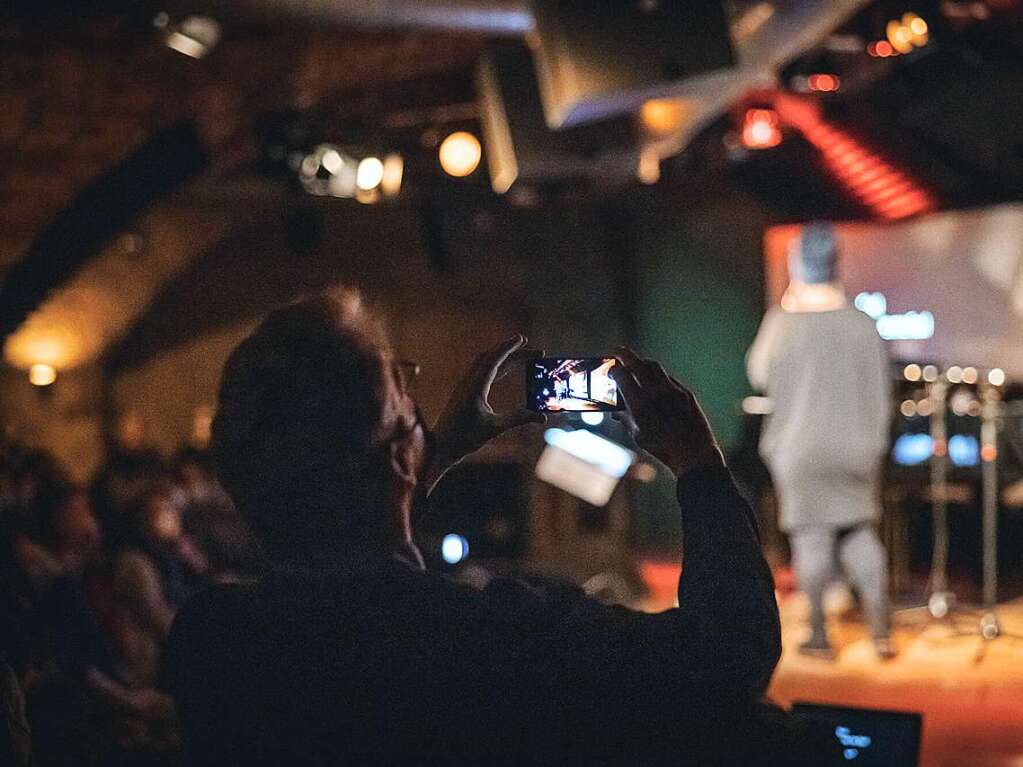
[163,15,221,59]
[29,363,56,387]
[922,365,939,382]
[988,368,1005,386]
[946,366,963,384]
[640,99,687,137]
[441,533,469,565]
[438,131,482,177]
[807,74,841,92]
[581,412,605,426]
[903,363,922,381]
[356,157,385,191]
[380,153,404,197]
[741,109,781,150]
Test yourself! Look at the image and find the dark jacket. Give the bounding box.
[167,465,814,765]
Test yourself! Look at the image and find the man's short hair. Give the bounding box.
[211,289,399,564]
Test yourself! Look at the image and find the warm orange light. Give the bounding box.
[870,40,896,57]
[636,146,661,185]
[741,108,782,149]
[808,74,841,92]
[981,444,998,462]
[438,131,482,177]
[29,363,57,387]
[887,20,914,54]
[640,99,688,136]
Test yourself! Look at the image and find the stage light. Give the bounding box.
[917,398,934,417]
[981,444,997,463]
[946,366,963,384]
[962,366,978,384]
[887,20,914,54]
[320,149,344,175]
[892,432,933,465]
[950,434,981,466]
[950,390,972,416]
[903,12,929,46]
[164,15,221,59]
[441,533,469,565]
[356,157,384,191]
[807,74,841,92]
[869,40,896,57]
[988,368,1005,386]
[922,365,939,382]
[581,412,605,426]
[637,147,660,185]
[900,399,918,417]
[854,292,887,319]
[640,99,687,136]
[438,131,482,177]
[380,153,404,197]
[29,363,56,387]
[904,363,922,381]
[741,109,782,150]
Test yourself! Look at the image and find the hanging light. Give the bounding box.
[438,131,482,177]
[741,108,782,149]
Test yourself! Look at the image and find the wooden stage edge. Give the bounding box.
[768,592,1023,767]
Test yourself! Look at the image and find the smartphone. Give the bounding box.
[526,357,623,412]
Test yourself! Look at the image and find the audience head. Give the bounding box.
[128,480,185,551]
[788,221,839,285]
[34,481,101,565]
[211,289,426,566]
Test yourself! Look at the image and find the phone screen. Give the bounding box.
[526,357,622,412]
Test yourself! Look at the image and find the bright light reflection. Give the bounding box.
[441,533,469,565]
[29,363,56,387]
[356,157,384,190]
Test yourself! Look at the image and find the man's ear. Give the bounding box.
[389,438,418,488]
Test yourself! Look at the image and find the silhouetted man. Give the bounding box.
[167,289,816,765]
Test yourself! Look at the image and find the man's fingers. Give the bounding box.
[477,334,527,391]
[610,361,642,409]
[495,346,543,381]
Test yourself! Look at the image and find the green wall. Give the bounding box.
[629,192,771,449]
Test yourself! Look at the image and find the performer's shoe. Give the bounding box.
[798,638,837,660]
[873,638,897,661]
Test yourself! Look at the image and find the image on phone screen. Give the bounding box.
[527,358,622,412]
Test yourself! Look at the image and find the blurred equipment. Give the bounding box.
[156,13,221,59]
[791,703,922,766]
[527,0,735,128]
[477,46,638,193]
[534,427,635,506]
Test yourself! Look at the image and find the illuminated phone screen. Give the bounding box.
[527,357,622,412]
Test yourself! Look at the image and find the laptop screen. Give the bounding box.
[792,703,923,766]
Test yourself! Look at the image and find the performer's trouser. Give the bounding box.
[789,523,890,641]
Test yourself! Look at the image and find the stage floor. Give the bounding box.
[769,592,1023,767]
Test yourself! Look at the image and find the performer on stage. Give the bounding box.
[747,222,895,660]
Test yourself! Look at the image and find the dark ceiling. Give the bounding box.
[1,0,1021,355]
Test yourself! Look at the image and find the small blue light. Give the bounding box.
[892,433,933,466]
[440,533,469,565]
[949,434,980,467]
[843,747,860,760]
